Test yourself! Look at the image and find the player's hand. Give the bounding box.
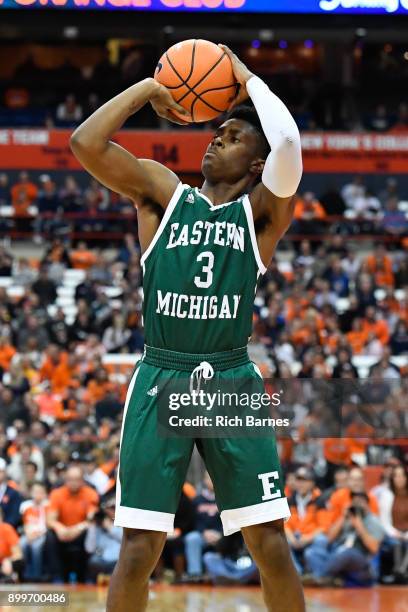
[150,82,191,125]
[218,44,254,110]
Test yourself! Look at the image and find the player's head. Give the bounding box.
[202,105,269,187]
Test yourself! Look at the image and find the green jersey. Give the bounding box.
[141,182,267,354]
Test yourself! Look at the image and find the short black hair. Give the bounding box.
[226,104,269,159]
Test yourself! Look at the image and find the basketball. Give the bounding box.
[154,39,238,123]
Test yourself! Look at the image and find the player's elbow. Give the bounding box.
[70,127,88,157]
[70,125,103,158]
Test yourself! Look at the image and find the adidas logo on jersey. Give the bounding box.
[186,192,195,204]
[147,386,158,397]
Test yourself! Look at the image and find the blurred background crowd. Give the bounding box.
[1,38,408,133]
[0,167,407,587]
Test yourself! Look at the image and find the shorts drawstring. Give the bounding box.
[189,361,214,393]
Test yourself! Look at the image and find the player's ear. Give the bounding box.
[250,157,265,177]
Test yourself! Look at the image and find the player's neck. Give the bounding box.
[200,179,250,206]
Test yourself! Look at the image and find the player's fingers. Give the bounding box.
[167,110,189,125]
[170,101,190,117]
[218,44,236,60]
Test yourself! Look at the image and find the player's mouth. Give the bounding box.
[204,148,219,158]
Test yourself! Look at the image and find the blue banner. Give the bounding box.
[1,0,408,12]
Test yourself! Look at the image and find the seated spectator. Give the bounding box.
[7,440,44,484]
[56,94,83,126]
[364,244,394,288]
[353,188,381,219]
[378,465,408,584]
[341,176,365,209]
[0,506,23,584]
[293,191,326,235]
[34,175,60,242]
[19,482,49,581]
[45,465,99,582]
[184,472,222,581]
[0,458,24,528]
[390,320,408,355]
[285,467,329,575]
[324,257,349,297]
[346,318,368,354]
[362,306,390,346]
[81,454,110,496]
[381,197,408,237]
[327,467,379,522]
[102,313,131,353]
[10,171,38,217]
[371,457,401,505]
[58,175,84,215]
[40,309,63,345]
[203,532,259,585]
[39,345,67,383]
[4,361,30,397]
[17,315,49,353]
[51,354,81,394]
[0,172,10,206]
[0,335,16,372]
[12,258,37,287]
[69,241,97,270]
[304,491,384,586]
[31,266,57,307]
[85,499,122,583]
[0,247,13,276]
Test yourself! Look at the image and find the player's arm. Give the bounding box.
[221,46,302,248]
[70,78,189,209]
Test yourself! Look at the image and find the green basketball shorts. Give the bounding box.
[114,345,290,536]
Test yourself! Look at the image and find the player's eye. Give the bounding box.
[232,137,240,143]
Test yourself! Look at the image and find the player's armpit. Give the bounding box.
[250,183,295,242]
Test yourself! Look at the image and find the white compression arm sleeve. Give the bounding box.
[247,76,303,198]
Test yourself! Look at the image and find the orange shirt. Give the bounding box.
[365,254,394,287]
[22,501,49,537]
[40,353,68,382]
[51,363,80,393]
[85,380,114,405]
[346,330,368,354]
[323,439,353,466]
[361,319,389,345]
[0,523,19,562]
[328,487,379,521]
[0,343,16,371]
[69,250,97,270]
[294,199,327,220]
[35,392,63,420]
[286,490,330,536]
[11,181,38,216]
[48,485,99,527]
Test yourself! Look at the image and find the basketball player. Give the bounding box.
[71,45,304,612]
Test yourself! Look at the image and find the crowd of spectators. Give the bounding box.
[1,171,408,248]
[0,170,407,586]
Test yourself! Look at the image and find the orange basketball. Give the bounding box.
[154,39,238,123]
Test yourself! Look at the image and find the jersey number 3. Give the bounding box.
[194,251,214,289]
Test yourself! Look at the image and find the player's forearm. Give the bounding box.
[247,76,303,198]
[70,78,159,155]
